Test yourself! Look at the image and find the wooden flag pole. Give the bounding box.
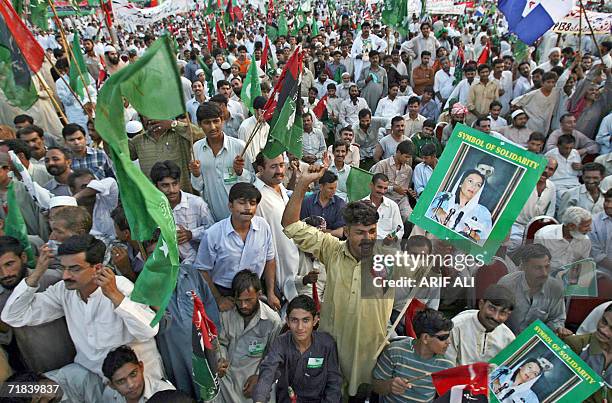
[578,3,583,54]
[578,0,605,65]
[46,0,94,105]
[240,120,263,158]
[34,72,68,125]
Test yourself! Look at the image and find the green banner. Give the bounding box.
[410,124,546,263]
[489,321,604,402]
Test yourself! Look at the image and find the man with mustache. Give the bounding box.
[0,236,75,373]
[558,162,606,219]
[103,45,127,76]
[446,284,516,366]
[195,182,279,312]
[498,243,573,337]
[150,160,213,265]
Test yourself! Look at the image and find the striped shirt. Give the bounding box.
[372,338,453,403]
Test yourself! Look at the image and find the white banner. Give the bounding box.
[112,0,195,27]
[425,0,466,15]
[552,8,611,34]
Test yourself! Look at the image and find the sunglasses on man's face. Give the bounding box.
[429,332,451,341]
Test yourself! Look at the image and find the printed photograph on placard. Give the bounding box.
[411,124,546,262]
[489,321,604,403]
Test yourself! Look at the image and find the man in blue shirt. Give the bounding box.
[300,171,347,238]
[195,183,280,311]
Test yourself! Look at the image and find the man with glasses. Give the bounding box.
[372,309,454,402]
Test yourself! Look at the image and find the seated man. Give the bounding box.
[195,183,278,312]
[300,171,346,238]
[558,162,605,219]
[412,143,437,196]
[363,173,404,240]
[589,189,612,276]
[497,244,572,336]
[218,270,282,403]
[534,206,592,271]
[102,345,175,402]
[0,235,163,401]
[372,309,454,402]
[0,236,75,373]
[564,304,612,403]
[446,284,516,366]
[252,295,342,403]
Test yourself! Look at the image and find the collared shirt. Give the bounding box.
[545,148,581,191]
[515,180,556,227]
[283,221,395,396]
[419,100,440,121]
[565,333,612,403]
[589,211,612,271]
[339,97,370,128]
[218,302,283,403]
[545,129,599,154]
[411,132,442,158]
[413,162,434,195]
[102,375,175,402]
[328,163,351,201]
[186,97,204,124]
[43,177,71,196]
[252,331,343,403]
[497,271,566,334]
[402,113,427,137]
[373,338,453,403]
[363,195,404,239]
[223,112,244,139]
[131,124,204,192]
[302,128,327,160]
[534,224,591,270]
[191,134,253,222]
[253,178,300,299]
[446,309,516,366]
[378,134,409,160]
[558,184,605,219]
[374,96,411,118]
[370,156,413,205]
[1,276,162,378]
[327,144,360,168]
[411,65,435,95]
[467,80,499,117]
[300,192,346,230]
[195,216,275,288]
[71,147,114,180]
[513,75,532,98]
[434,68,455,100]
[87,178,119,243]
[173,191,214,264]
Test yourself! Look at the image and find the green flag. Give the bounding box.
[263,95,303,159]
[382,0,409,36]
[69,31,90,99]
[5,182,35,267]
[347,167,373,202]
[240,54,261,116]
[30,0,48,30]
[11,0,22,15]
[197,56,215,98]
[265,24,278,42]
[278,12,288,36]
[94,35,182,326]
[311,19,319,36]
[511,36,529,63]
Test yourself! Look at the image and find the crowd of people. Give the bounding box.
[0,0,610,402]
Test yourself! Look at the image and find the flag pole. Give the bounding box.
[578,0,604,65]
[578,4,583,54]
[239,120,263,158]
[34,72,68,126]
[42,51,94,120]
[46,0,94,105]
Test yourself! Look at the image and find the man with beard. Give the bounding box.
[217,270,282,403]
[352,109,389,160]
[103,45,126,76]
[337,72,355,100]
[339,85,369,128]
[282,165,395,401]
[498,110,533,148]
[588,189,612,276]
[1,234,164,402]
[43,147,73,197]
[498,244,573,336]
[0,236,75,373]
[559,162,606,218]
[150,161,213,265]
[513,61,533,98]
[82,38,100,79]
[509,158,558,251]
[446,284,516,366]
[565,304,612,403]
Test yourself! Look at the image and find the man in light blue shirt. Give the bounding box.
[186,81,206,124]
[412,143,437,195]
[589,189,612,276]
[195,182,280,312]
[596,112,611,155]
[190,102,252,222]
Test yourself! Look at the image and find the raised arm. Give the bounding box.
[281,165,327,228]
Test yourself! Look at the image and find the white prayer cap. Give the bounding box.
[195,68,204,76]
[341,72,350,77]
[220,62,231,70]
[104,44,117,53]
[48,196,78,209]
[549,47,561,56]
[176,59,187,68]
[126,120,144,134]
[511,109,527,120]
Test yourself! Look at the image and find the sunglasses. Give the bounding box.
[429,333,451,341]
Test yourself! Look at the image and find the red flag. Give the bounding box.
[262,46,303,121]
[100,0,114,29]
[312,283,320,312]
[431,363,489,397]
[192,291,218,350]
[205,20,213,52]
[260,36,270,69]
[313,94,328,119]
[225,0,234,21]
[215,20,227,49]
[233,6,243,21]
[188,28,195,46]
[403,299,426,338]
[477,41,490,65]
[0,0,44,72]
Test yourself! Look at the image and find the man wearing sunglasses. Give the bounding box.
[372,308,454,402]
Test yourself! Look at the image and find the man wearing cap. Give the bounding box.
[103,45,126,76]
[537,47,562,73]
[442,103,468,145]
[337,72,354,100]
[237,97,269,163]
[125,120,143,139]
[498,110,533,148]
[213,62,233,90]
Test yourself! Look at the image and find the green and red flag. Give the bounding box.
[191,291,220,401]
[94,35,182,326]
[0,0,45,109]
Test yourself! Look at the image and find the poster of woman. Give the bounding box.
[410,124,547,262]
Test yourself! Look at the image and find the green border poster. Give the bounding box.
[410,124,546,263]
[489,320,604,402]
